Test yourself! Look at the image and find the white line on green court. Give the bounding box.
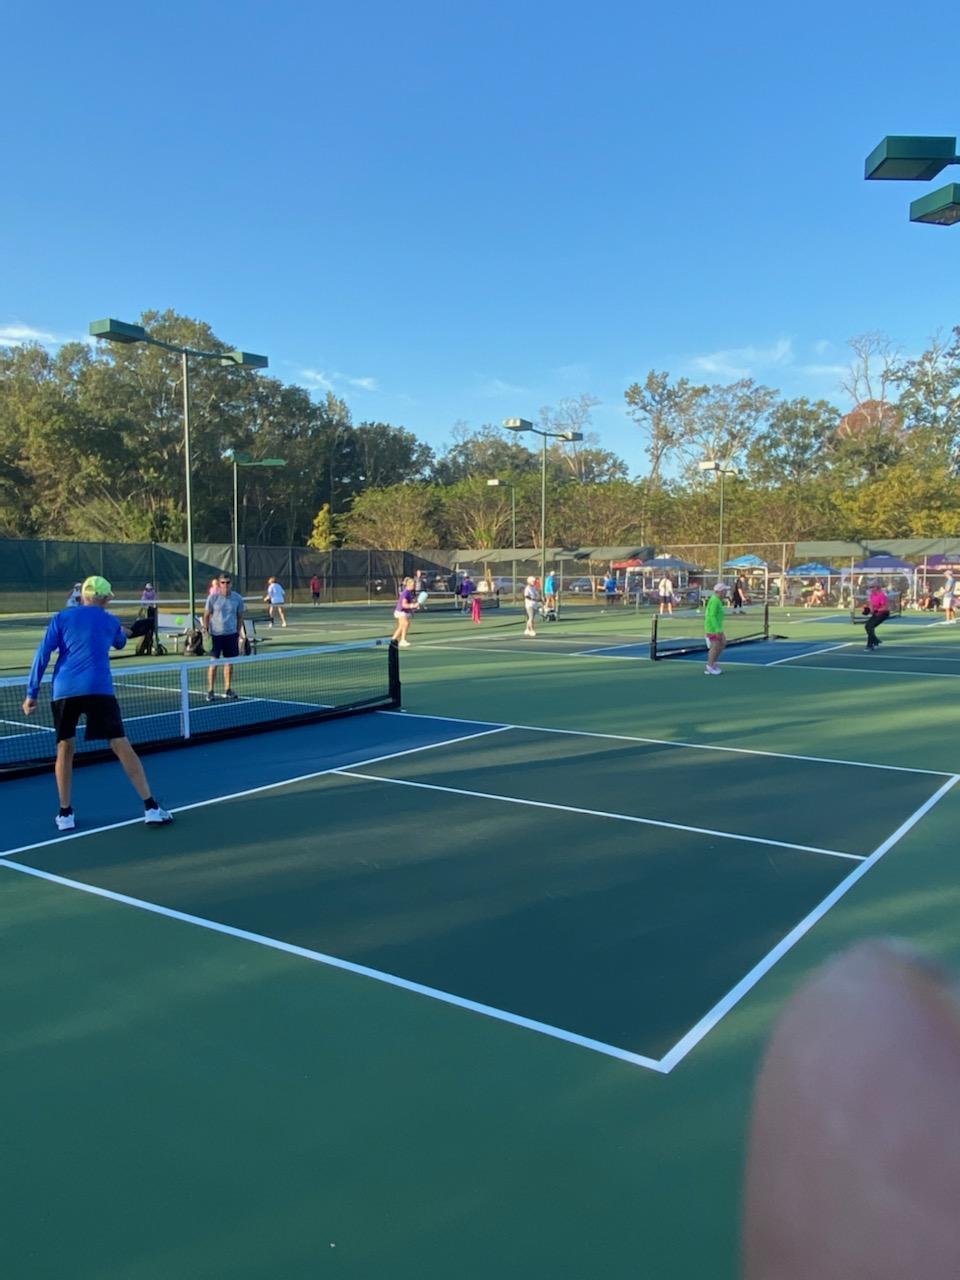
[765,642,855,666]
[332,770,864,861]
[0,854,665,1073]
[390,711,954,777]
[0,725,512,865]
[657,772,960,1072]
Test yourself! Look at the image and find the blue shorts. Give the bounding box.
[211,632,240,659]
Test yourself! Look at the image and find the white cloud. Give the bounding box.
[474,376,529,398]
[692,337,794,379]
[0,322,58,347]
[799,363,847,377]
[299,368,336,391]
[553,361,591,382]
[299,368,379,394]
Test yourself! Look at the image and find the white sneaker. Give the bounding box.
[704,665,722,675]
[398,639,411,647]
[144,806,173,826]
[55,812,75,832]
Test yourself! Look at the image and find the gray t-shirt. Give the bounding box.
[205,590,244,635]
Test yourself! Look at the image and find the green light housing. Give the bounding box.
[910,183,960,226]
[89,318,147,343]
[221,350,269,370]
[864,135,958,181]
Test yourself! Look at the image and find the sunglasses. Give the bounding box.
[219,579,231,584]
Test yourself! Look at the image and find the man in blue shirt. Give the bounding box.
[23,575,173,832]
[203,574,246,700]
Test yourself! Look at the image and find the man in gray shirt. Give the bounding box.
[203,574,245,701]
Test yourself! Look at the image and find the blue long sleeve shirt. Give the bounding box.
[27,606,127,701]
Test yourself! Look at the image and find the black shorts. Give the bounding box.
[52,694,125,743]
[210,632,240,659]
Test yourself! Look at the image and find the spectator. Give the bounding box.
[309,574,322,606]
[140,583,157,604]
[66,582,83,608]
[544,571,557,611]
[603,572,618,605]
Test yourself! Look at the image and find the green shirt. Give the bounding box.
[704,593,725,633]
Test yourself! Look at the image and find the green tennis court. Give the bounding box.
[4,602,960,1277]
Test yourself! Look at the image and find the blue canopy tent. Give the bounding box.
[786,561,840,606]
[724,553,769,599]
[840,554,914,608]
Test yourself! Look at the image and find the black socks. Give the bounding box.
[59,807,73,817]
[144,797,159,811]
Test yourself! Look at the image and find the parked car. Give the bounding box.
[491,576,515,590]
[564,576,596,593]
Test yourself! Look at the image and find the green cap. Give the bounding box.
[81,575,113,598]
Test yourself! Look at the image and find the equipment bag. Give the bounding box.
[183,628,205,656]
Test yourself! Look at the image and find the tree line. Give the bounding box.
[2,314,960,551]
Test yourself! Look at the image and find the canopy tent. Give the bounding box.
[724,554,768,568]
[850,554,914,571]
[789,561,838,575]
[643,554,702,571]
[724,553,770,600]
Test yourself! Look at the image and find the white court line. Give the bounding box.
[388,711,953,778]
[333,770,863,861]
[0,855,663,1073]
[0,718,54,734]
[657,772,960,1072]
[0,725,511,864]
[766,641,855,667]
[774,663,960,681]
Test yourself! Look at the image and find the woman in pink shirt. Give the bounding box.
[864,584,890,651]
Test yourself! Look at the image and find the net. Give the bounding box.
[0,640,400,778]
[650,604,770,661]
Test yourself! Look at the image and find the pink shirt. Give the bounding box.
[868,588,889,613]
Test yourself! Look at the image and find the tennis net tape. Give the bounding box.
[650,604,770,661]
[0,639,400,777]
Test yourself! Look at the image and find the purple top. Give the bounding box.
[396,588,416,612]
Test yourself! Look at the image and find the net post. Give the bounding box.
[388,638,402,704]
[650,615,660,661]
[180,664,191,740]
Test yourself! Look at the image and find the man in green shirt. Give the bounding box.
[704,582,729,675]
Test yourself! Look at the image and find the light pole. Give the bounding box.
[503,419,583,590]
[698,459,737,580]
[864,134,960,225]
[224,450,287,589]
[90,319,267,623]
[486,477,517,597]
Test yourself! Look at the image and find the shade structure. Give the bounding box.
[789,562,837,575]
[724,554,768,568]
[852,554,914,571]
[643,555,702,571]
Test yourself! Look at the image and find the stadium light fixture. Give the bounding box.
[864,136,958,182]
[223,450,287,583]
[90,318,269,621]
[699,459,737,578]
[864,135,960,227]
[503,417,585,591]
[910,184,960,226]
[487,478,517,557]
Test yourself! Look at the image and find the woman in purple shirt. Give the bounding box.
[391,577,418,648]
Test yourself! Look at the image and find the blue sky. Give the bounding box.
[4,1,958,475]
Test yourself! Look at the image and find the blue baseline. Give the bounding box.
[0,712,494,856]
